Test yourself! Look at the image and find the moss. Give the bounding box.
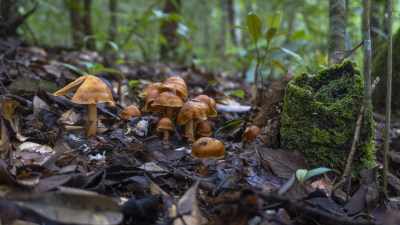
[281,61,375,179]
[372,29,400,120]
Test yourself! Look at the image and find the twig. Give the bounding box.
[333,77,380,191]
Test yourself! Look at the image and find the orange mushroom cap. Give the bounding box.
[159,76,188,99]
[120,105,141,120]
[54,75,115,106]
[242,125,261,143]
[139,82,161,98]
[157,117,174,131]
[196,120,212,137]
[177,101,208,125]
[151,91,184,109]
[191,137,226,159]
[142,88,161,112]
[194,95,217,117]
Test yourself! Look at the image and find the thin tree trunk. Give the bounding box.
[66,0,84,49]
[83,0,96,50]
[216,0,226,52]
[227,0,237,46]
[1,0,11,21]
[160,0,181,61]
[285,0,298,44]
[363,0,372,108]
[328,0,347,66]
[108,0,117,42]
[383,0,392,194]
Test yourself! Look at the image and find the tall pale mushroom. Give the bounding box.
[53,75,115,137]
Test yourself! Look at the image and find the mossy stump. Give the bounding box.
[280,61,375,178]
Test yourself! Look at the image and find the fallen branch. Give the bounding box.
[333,77,380,191]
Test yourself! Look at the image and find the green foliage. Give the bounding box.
[246,13,263,42]
[60,62,120,75]
[296,167,339,184]
[281,61,375,179]
[216,120,244,133]
[224,90,245,99]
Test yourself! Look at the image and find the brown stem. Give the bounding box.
[85,103,97,137]
[185,119,194,143]
[163,130,169,141]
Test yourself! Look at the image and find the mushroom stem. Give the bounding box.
[85,103,97,137]
[163,130,169,141]
[185,119,194,143]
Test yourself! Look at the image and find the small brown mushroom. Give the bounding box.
[139,82,162,98]
[159,76,188,99]
[191,137,226,159]
[194,95,217,117]
[196,120,212,137]
[53,75,115,137]
[151,91,184,119]
[177,101,208,143]
[242,125,261,148]
[157,117,174,141]
[120,105,141,120]
[141,88,160,113]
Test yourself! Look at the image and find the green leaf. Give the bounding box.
[106,41,119,52]
[206,80,219,89]
[59,63,87,76]
[129,80,140,86]
[101,67,121,74]
[224,90,245,99]
[246,13,262,42]
[266,11,281,28]
[216,120,244,133]
[296,169,308,184]
[279,48,306,71]
[304,167,339,181]
[116,59,125,65]
[270,60,286,72]
[265,28,277,43]
[233,25,247,30]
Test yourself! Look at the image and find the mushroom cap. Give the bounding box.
[196,120,212,137]
[194,95,217,117]
[142,88,161,112]
[54,75,115,106]
[159,76,188,99]
[152,91,184,108]
[139,82,162,98]
[120,105,141,120]
[191,137,226,159]
[242,125,261,143]
[177,101,208,125]
[157,117,174,131]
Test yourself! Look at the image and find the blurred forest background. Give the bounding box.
[1,0,398,80]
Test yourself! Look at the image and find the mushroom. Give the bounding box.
[191,137,226,159]
[120,105,141,120]
[53,75,115,137]
[139,82,162,98]
[159,76,188,99]
[151,91,184,119]
[242,125,261,148]
[177,101,208,143]
[196,120,212,137]
[141,88,161,113]
[157,117,174,141]
[194,95,217,117]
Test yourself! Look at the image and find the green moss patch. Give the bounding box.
[280,61,375,178]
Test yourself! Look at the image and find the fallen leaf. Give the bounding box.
[173,182,202,225]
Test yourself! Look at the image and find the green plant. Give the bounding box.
[296,167,339,184]
[224,90,245,99]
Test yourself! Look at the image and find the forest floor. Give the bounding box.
[1,40,400,225]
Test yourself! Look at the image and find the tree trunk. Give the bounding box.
[83,0,96,50]
[216,0,226,53]
[1,0,12,22]
[108,0,117,42]
[363,0,372,108]
[227,0,238,46]
[285,0,298,44]
[66,0,84,49]
[160,0,181,61]
[328,0,347,66]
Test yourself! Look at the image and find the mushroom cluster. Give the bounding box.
[139,77,218,143]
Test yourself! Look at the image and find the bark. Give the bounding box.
[328,0,347,66]
[108,0,117,42]
[216,0,226,52]
[160,0,182,61]
[66,0,84,48]
[383,0,392,194]
[363,0,372,108]
[83,0,96,50]
[227,0,238,46]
